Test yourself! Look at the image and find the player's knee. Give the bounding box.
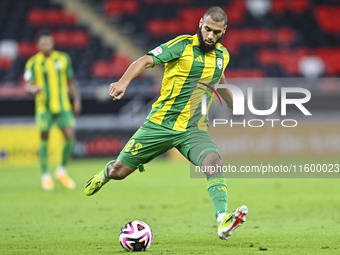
[202,153,223,175]
[202,153,222,167]
[63,127,75,140]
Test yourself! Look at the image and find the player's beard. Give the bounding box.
[197,26,225,53]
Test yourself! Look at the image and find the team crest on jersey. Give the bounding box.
[152,46,163,56]
[55,60,61,70]
[217,58,223,69]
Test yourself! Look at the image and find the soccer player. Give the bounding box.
[24,31,82,191]
[85,6,248,240]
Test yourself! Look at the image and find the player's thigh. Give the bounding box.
[55,111,76,131]
[35,110,52,133]
[175,128,221,167]
[118,122,174,169]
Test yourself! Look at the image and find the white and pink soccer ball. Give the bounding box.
[119,220,153,251]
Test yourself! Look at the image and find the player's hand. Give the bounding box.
[108,81,128,101]
[73,99,82,116]
[26,84,42,96]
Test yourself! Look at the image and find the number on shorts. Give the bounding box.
[124,139,135,152]
[131,143,142,155]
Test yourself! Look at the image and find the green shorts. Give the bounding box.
[35,110,75,132]
[118,120,220,169]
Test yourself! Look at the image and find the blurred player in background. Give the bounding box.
[24,31,82,191]
[85,7,247,240]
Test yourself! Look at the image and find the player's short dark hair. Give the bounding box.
[203,6,227,25]
[37,30,53,41]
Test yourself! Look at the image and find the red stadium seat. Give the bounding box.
[104,0,139,17]
[146,19,166,36]
[92,53,132,79]
[315,47,340,75]
[147,19,183,36]
[92,61,112,79]
[165,20,182,35]
[27,8,46,26]
[258,48,309,75]
[52,30,89,49]
[152,2,245,36]
[179,7,206,34]
[224,28,271,49]
[45,9,63,26]
[223,38,239,54]
[314,6,340,34]
[224,27,295,54]
[257,50,277,66]
[231,0,245,12]
[272,0,285,14]
[18,41,38,58]
[223,30,243,54]
[72,31,89,48]
[242,29,271,44]
[290,0,309,13]
[27,8,77,27]
[224,69,265,78]
[272,0,309,14]
[53,31,72,48]
[0,57,12,71]
[123,0,139,14]
[63,12,77,26]
[110,62,128,77]
[277,48,308,75]
[112,53,131,67]
[225,0,245,24]
[179,4,245,25]
[110,53,132,77]
[144,0,192,3]
[276,28,295,44]
[226,9,244,24]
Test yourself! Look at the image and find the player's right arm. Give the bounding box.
[25,81,42,96]
[109,35,190,101]
[109,55,154,101]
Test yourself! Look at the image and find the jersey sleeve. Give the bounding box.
[24,58,35,82]
[65,53,74,78]
[147,35,191,66]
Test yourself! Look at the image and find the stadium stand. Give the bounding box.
[86,0,340,78]
[0,0,339,86]
[0,0,134,84]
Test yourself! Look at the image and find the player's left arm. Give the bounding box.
[68,77,82,116]
[216,74,233,110]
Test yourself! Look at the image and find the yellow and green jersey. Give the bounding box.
[24,50,74,114]
[147,34,230,132]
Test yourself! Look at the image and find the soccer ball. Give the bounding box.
[119,220,153,251]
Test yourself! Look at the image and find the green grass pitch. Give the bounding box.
[1,157,339,254]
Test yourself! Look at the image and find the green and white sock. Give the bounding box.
[38,140,48,174]
[101,160,115,182]
[207,173,228,220]
[61,140,74,167]
[41,172,52,181]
